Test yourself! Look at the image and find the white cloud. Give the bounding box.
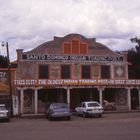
[0,0,140,60]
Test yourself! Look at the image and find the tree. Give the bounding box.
[0,55,8,68]
[128,37,140,79]
[130,37,140,53]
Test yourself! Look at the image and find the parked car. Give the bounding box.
[0,104,10,121]
[45,103,72,120]
[75,101,104,118]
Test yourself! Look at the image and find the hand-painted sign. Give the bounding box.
[0,70,9,92]
[14,79,140,86]
[0,72,6,78]
[22,54,124,62]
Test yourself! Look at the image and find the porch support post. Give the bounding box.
[67,88,70,108]
[127,88,131,111]
[34,88,38,114]
[138,89,140,110]
[98,88,104,106]
[20,88,24,114]
[59,91,63,102]
[89,89,93,101]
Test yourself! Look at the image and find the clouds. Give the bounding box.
[0,0,140,60]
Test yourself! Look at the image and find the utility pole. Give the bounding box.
[1,41,13,116]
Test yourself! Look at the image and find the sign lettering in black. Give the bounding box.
[21,54,124,62]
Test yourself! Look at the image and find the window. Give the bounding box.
[72,40,79,54]
[81,103,86,108]
[61,65,70,79]
[81,65,90,79]
[87,103,99,107]
[80,43,88,54]
[63,43,71,54]
[39,65,49,79]
[101,65,110,79]
[63,40,88,54]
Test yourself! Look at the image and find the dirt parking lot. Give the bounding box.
[0,112,140,140]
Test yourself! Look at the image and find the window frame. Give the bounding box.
[62,39,88,54]
[38,64,49,79]
[101,65,110,79]
[60,64,71,79]
[81,65,91,79]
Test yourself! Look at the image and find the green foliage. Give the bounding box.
[127,47,140,79]
[129,37,140,78]
[130,37,140,53]
[0,55,8,68]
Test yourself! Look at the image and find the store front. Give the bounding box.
[15,81,140,114]
[0,68,17,115]
[13,33,140,115]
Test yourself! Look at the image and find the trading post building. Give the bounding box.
[13,34,140,115]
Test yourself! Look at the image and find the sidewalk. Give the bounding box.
[104,109,140,114]
[20,113,45,119]
[19,109,140,119]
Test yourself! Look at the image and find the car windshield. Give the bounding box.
[87,103,99,107]
[52,103,68,109]
[0,106,6,111]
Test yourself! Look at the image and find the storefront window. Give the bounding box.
[61,65,70,79]
[39,65,49,79]
[81,65,90,79]
[101,65,110,79]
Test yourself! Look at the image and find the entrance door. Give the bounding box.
[131,89,139,110]
[38,89,66,113]
[23,89,34,113]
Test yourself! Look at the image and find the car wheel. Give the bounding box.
[75,111,78,116]
[7,118,10,122]
[66,116,71,120]
[45,114,48,118]
[98,114,102,118]
[48,115,53,121]
[83,112,88,118]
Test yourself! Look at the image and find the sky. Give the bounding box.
[0,0,140,61]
